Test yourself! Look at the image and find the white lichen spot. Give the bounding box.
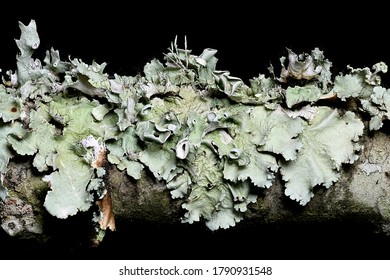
[81,135,106,168]
[359,159,382,175]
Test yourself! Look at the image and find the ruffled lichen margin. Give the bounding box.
[0,20,389,240]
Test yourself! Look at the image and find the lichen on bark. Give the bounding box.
[0,19,390,243]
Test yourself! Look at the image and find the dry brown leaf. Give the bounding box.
[97,192,116,231]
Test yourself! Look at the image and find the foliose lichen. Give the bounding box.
[0,20,389,234]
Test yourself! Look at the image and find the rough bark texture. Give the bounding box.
[1,128,390,249]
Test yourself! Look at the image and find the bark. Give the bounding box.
[1,128,390,247]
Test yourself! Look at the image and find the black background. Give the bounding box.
[1,2,390,260]
[2,3,390,86]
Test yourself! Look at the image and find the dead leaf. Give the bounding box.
[97,191,116,231]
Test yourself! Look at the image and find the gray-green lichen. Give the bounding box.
[0,19,389,234]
